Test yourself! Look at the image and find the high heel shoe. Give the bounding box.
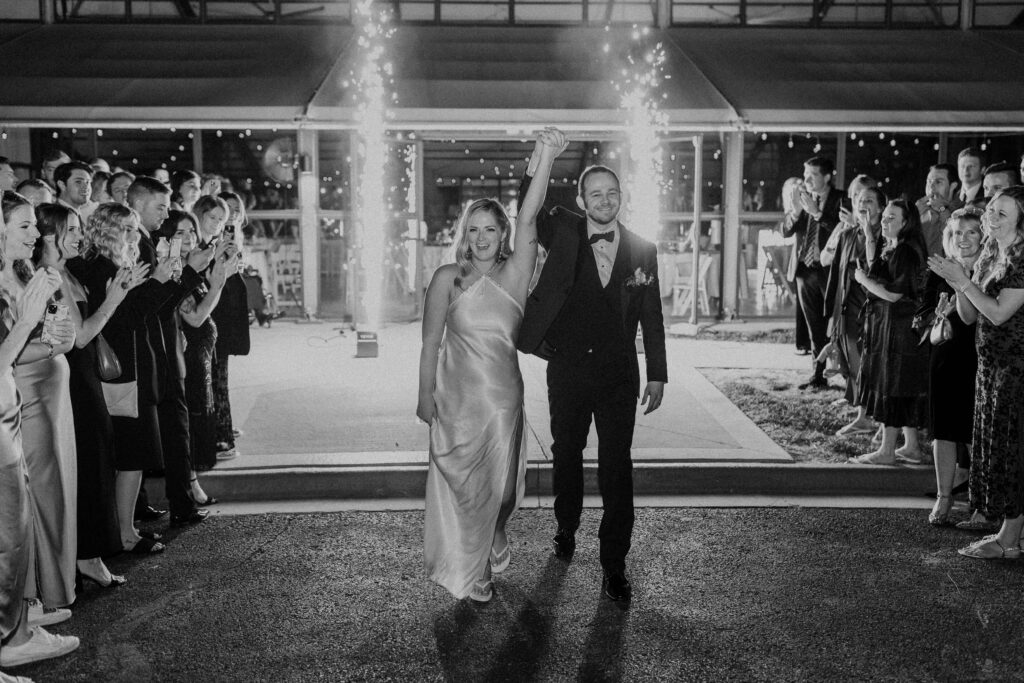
[928,495,953,526]
[76,569,126,591]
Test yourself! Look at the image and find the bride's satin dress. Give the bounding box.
[424,274,527,599]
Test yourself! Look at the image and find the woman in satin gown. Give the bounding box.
[0,190,78,664]
[9,205,80,611]
[418,129,565,602]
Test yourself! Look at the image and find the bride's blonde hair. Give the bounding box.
[449,198,512,288]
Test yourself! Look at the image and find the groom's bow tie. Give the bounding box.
[588,231,615,245]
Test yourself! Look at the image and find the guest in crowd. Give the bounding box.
[827,186,885,437]
[780,177,811,355]
[0,158,16,193]
[916,163,959,257]
[954,148,985,208]
[107,172,135,207]
[89,171,111,205]
[53,162,96,224]
[821,174,876,269]
[981,161,1020,202]
[130,178,216,529]
[211,192,252,460]
[0,193,78,670]
[783,157,843,389]
[919,208,982,526]
[37,204,145,587]
[157,206,234,504]
[169,171,201,214]
[14,181,52,208]
[851,199,929,465]
[200,174,222,198]
[69,202,170,554]
[929,187,1024,559]
[1,197,79,620]
[87,158,110,176]
[39,151,70,189]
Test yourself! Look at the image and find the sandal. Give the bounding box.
[490,543,511,574]
[958,536,1022,560]
[123,537,165,555]
[928,495,953,526]
[469,579,493,604]
[138,530,163,542]
[849,452,896,466]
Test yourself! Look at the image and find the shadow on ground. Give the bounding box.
[14,508,1024,682]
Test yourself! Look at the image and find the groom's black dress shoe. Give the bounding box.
[603,571,632,601]
[552,529,575,560]
[135,505,167,522]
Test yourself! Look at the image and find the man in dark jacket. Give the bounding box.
[517,163,667,602]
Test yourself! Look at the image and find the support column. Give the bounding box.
[959,0,973,29]
[720,130,743,320]
[835,132,847,190]
[191,129,204,175]
[297,128,320,317]
[689,134,704,326]
[656,0,671,28]
[938,133,949,164]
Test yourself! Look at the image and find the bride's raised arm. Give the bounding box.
[507,128,566,283]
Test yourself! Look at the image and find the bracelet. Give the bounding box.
[958,281,972,294]
[45,343,54,360]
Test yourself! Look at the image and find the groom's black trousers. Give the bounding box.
[547,357,636,574]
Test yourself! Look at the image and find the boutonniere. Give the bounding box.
[625,267,655,289]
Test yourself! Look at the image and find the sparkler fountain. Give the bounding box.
[350,0,396,357]
[609,26,669,242]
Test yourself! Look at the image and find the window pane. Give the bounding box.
[248,218,303,312]
[30,127,196,178]
[202,129,299,211]
[844,132,940,200]
[318,131,352,212]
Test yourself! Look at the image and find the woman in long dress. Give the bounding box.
[929,187,1024,559]
[418,129,565,602]
[3,201,79,612]
[35,204,145,588]
[0,191,79,667]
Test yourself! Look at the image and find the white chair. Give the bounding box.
[672,256,712,316]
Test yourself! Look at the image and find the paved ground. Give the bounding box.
[224,320,803,466]
[14,507,1024,682]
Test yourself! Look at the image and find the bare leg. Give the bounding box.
[895,427,924,460]
[189,471,208,504]
[929,439,957,524]
[116,469,143,545]
[852,425,898,464]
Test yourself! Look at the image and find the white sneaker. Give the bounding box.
[26,599,71,627]
[215,448,238,461]
[0,626,79,668]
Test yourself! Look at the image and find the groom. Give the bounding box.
[517,162,667,601]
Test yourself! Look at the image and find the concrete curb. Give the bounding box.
[173,462,936,503]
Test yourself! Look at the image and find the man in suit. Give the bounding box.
[128,177,215,528]
[782,156,842,390]
[517,164,667,602]
[916,163,958,258]
[981,161,1020,201]
[953,147,984,208]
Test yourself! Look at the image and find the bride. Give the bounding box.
[417,128,566,603]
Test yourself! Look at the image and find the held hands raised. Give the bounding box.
[17,268,62,325]
[536,127,569,157]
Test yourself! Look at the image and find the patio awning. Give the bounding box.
[0,23,1023,131]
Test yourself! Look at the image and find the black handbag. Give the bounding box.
[95,333,122,381]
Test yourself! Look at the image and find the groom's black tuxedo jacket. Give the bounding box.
[515,173,667,396]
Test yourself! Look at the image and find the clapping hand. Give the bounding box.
[152,255,176,283]
[927,255,969,289]
[853,268,869,286]
[17,268,62,325]
[798,189,818,216]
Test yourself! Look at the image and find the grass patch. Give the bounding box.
[700,368,877,464]
[695,328,796,345]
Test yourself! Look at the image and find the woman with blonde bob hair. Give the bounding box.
[68,201,172,556]
[82,203,142,267]
[929,186,1024,559]
[417,128,567,603]
[918,207,983,526]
